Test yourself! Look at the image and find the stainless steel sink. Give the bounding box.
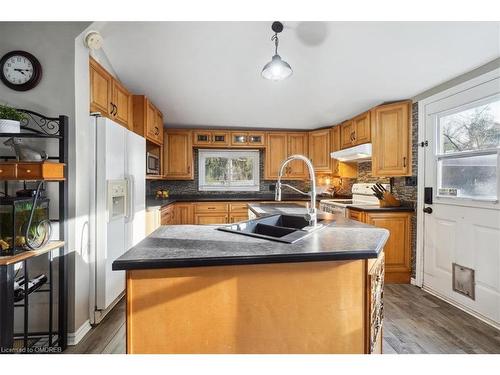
[217,214,325,243]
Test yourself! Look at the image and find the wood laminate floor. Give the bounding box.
[65,284,500,354]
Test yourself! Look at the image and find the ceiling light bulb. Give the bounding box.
[261,22,293,81]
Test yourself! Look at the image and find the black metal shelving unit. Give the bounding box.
[0,109,68,353]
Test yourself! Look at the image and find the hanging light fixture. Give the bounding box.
[261,21,293,81]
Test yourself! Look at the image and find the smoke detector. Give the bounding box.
[84,31,104,50]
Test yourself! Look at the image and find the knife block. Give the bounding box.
[379,192,401,207]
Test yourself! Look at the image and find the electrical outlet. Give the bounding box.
[405,176,417,186]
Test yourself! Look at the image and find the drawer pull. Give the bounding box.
[0,169,3,173]
[26,169,31,173]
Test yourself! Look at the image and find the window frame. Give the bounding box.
[198,149,260,192]
[434,94,500,202]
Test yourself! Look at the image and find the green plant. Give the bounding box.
[0,104,27,121]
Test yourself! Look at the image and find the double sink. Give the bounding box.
[217,214,325,243]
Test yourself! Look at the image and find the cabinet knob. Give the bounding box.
[26,169,31,173]
[0,169,3,173]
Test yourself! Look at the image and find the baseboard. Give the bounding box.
[67,320,92,346]
[422,286,500,331]
[410,277,417,286]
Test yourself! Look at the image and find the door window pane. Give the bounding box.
[439,98,500,154]
[438,154,497,199]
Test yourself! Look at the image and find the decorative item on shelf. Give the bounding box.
[156,189,169,199]
[371,182,401,207]
[0,194,51,256]
[3,137,48,161]
[0,104,26,133]
[261,21,293,81]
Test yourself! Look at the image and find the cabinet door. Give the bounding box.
[164,130,193,180]
[230,132,248,146]
[365,212,411,283]
[212,131,229,146]
[229,213,248,223]
[371,102,411,176]
[155,110,164,145]
[287,132,309,179]
[248,132,266,147]
[308,129,331,172]
[352,111,371,145]
[193,130,213,146]
[174,203,194,224]
[331,126,341,176]
[160,205,175,225]
[112,79,133,129]
[340,121,354,149]
[194,214,228,225]
[146,100,160,143]
[89,57,113,116]
[264,133,288,179]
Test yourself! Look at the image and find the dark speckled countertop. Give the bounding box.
[113,203,389,270]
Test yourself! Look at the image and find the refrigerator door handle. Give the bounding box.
[125,174,135,223]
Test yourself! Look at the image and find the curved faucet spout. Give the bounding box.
[275,154,317,227]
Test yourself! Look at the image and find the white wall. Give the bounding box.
[0,22,90,336]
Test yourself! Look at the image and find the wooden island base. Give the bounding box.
[126,254,384,354]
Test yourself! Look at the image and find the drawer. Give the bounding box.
[194,214,228,225]
[0,164,17,179]
[194,202,228,213]
[347,209,364,222]
[229,202,248,212]
[16,163,42,180]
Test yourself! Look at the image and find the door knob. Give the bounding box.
[423,207,433,214]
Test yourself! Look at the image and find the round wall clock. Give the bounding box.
[0,50,42,91]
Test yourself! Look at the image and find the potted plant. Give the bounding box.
[0,104,26,133]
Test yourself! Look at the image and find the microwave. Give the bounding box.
[146,152,160,175]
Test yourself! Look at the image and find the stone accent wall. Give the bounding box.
[148,149,307,196]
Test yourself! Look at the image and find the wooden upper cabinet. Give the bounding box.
[371,101,412,177]
[331,126,341,176]
[90,57,134,129]
[193,130,230,147]
[112,79,133,130]
[164,130,193,180]
[308,129,331,173]
[132,95,164,145]
[352,111,371,145]
[265,132,308,180]
[265,133,288,179]
[287,132,308,179]
[340,121,354,149]
[89,57,113,116]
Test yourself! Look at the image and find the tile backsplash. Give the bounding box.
[148,149,308,196]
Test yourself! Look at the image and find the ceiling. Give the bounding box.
[97,21,500,130]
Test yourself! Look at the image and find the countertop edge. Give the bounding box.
[112,248,382,271]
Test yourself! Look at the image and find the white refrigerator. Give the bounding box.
[89,115,146,324]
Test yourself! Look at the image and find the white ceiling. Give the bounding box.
[97,21,500,130]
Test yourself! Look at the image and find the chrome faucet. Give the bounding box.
[275,154,318,227]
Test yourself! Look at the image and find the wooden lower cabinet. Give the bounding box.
[194,214,228,225]
[126,252,384,354]
[174,203,194,224]
[160,205,175,225]
[347,209,412,284]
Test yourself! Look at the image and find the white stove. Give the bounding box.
[319,183,390,216]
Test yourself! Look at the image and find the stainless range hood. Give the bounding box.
[330,143,372,162]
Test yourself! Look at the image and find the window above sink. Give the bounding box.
[198,149,260,191]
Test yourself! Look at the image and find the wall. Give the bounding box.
[0,22,91,337]
[149,149,308,196]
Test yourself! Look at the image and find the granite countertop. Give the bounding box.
[113,205,389,271]
[146,193,351,210]
[344,204,414,213]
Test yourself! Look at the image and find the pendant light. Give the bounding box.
[261,21,293,81]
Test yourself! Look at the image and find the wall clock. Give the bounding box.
[0,50,42,91]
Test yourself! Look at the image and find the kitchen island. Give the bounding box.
[113,205,388,354]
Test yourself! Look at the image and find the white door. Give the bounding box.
[421,73,500,327]
[125,130,146,249]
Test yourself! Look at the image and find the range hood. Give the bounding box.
[330,143,372,162]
